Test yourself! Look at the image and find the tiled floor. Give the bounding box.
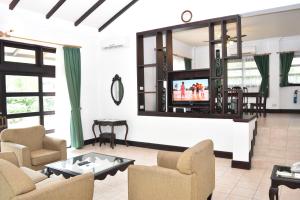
[68,114,300,200]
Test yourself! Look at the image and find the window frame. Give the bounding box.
[0,39,56,133]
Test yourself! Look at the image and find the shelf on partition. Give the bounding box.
[210,39,222,44]
[137,63,157,68]
[138,91,157,94]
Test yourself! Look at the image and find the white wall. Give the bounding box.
[0,4,102,141]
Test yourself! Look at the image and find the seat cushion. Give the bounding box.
[31,149,60,166]
[20,167,48,184]
[0,159,35,198]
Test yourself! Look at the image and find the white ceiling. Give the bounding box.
[173,8,300,46]
[0,0,133,28]
[0,0,299,43]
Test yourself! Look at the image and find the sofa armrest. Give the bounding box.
[0,151,19,166]
[13,173,94,200]
[1,142,31,168]
[43,136,67,160]
[128,165,195,200]
[157,151,182,170]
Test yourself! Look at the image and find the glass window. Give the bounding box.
[6,96,39,114]
[42,77,55,92]
[44,115,55,130]
[6,75,38,92]
[228,56,261,91]
[43,52,56,66]
[288,56,300,84]
[4,46,36,64]
[7,116,40,128]
[43,96,55,111]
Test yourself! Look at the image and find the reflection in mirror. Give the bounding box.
[111,74,124,105]
[173,27,210,71]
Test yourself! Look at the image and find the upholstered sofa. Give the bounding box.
[128,139,215,200]
[0,152,94,200]
[0,125,66,170]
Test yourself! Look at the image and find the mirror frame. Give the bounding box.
[111,74,124,106]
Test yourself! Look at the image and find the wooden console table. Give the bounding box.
[92,120,129,149]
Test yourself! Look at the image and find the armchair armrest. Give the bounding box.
[0,142,31,168]
[0,151,19,166]
[13,173,94,200]
[128,165,195,200]
[157,150,182,170]
[43,136,67,160]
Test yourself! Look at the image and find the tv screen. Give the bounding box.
[172,78,209,102]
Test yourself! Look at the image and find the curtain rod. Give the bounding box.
[276,50,299,54]
[254,53,271,56]
[3,34,82,48]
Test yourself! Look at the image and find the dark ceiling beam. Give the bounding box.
[46,0,66,19]
[9,0,20,10]
[98,0,138,32]
[74,0,105,26]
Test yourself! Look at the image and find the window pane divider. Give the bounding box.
[6,92,39,97]
[7,112,41,118]
[43,92,55,96]
[44,111,55,115]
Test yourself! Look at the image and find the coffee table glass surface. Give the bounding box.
[45,152,135,180]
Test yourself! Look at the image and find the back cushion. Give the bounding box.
[0,159,35,198]
[177,139,214,174]
[0,126,45,151]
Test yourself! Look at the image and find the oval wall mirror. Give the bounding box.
[111,74,124,106]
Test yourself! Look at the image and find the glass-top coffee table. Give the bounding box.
[45,152,135,180]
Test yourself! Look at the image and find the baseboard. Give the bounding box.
[84,136,263,170]
[84,138,233,158]
[231,160,251,169]
[266,109,300,113]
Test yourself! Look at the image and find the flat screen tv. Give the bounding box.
[172,78,209,104]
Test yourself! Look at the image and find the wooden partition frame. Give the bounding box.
[136,15,248,121]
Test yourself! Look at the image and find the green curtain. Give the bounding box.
[254,55,269,96]
[63,47,84,149]
[184,57,192,70]
[280,52,294,87]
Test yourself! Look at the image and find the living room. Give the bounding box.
[0,0,300,200]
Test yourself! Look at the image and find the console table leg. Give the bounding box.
[98,125,103,146]
[111,125,114,149]
[269,187,279,200]
[124,123,129,146]
[92,123,97,146]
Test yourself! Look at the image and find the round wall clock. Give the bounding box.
[181,10,192,23]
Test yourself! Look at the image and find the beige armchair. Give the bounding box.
[0,154,94,200]
[128,139,215,200]
[0,125,67,170]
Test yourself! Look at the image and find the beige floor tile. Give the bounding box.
[212,191,228,200]
[226,194,254,200]
[230,186,257,198]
